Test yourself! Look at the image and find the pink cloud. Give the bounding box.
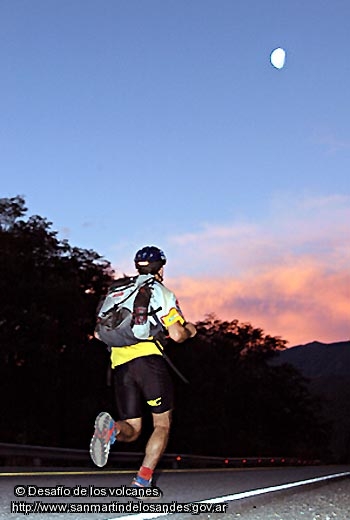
[166,195,350,346]
[169,260,350,346]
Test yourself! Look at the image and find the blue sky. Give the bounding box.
[1,0,349,345]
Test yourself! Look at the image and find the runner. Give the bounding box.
[90,246,197,491]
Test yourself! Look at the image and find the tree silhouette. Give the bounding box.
[168,315,329,459]
[0,196,114,446]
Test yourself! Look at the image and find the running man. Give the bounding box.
[90,246,196,490]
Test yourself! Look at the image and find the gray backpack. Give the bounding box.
[95,274,163,348]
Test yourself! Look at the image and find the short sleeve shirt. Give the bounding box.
[110,279,185,368]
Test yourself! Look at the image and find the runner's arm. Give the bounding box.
[154,284,197,343]
[167,321,197,343]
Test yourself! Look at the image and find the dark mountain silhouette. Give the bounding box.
[272,340,350,462]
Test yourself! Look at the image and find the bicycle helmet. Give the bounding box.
[134,246,167,274]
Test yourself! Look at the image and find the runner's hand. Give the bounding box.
[185,322,197,338]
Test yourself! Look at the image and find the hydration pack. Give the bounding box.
[95,274,163,348]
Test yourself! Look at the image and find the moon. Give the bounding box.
[270,48,286,69]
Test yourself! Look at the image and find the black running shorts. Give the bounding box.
[112,355,174,419]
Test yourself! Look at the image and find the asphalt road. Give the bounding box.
[1,465,350,520]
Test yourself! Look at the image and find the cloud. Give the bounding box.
[169,261,350,346]
[315,132,350,154]
[167,195,350,346]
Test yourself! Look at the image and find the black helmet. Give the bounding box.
[134,246,167,274]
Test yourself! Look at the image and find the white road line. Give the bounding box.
[108,471,350,520]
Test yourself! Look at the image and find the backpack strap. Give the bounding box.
[153,339,189,384]
[132,278,162,325]
[133,282,189,384]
